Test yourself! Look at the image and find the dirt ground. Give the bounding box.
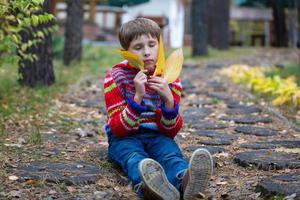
[1,48,299,200]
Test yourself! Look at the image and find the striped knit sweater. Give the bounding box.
[104,61,183,138]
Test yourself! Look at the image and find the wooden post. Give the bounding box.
[264,20,270,46]
[50,0,57,15]
[89,0,96,23]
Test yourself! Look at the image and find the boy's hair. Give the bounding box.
[118,18,161,50]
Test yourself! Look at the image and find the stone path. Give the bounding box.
[2,49,300,199]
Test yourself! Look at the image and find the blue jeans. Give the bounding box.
[106,127,188,192]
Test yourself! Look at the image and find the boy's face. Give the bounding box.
[128,34,158,75]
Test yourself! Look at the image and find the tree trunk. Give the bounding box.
[207,0,230,49]
[191,0,208,56]
[296,0,300,68]
[63,0,84,66]
[18,0,55,87]
[296,0,300,48]
[270,0,288,47]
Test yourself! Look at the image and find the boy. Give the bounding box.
[103,18,213,200]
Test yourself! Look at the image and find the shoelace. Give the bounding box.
[175,169,187,180]
[133,182,143,194]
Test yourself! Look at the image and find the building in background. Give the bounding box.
[51,0,299,48]
[121,0,185,48]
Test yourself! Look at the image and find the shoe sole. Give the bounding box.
[183,148,213,200]
[139,158,180,200]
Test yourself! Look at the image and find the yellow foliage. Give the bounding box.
[221,65,300,107]
[292,91,300,107]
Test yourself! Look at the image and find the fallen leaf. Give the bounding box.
[215,152,229,158]
[284,193,297,200]
[49,190,57,195]
[275,147,300,154]
[9,190,21,198]
[67,186,76,193]
[25,179,40,186]
[8,175,19,181]
[216,180,228,186]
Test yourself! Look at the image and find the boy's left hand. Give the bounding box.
[147,76,174,109]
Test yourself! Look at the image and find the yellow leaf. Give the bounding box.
[153,35,165,76]
[292,91,300,107]
[272,95,291,106]
[164,48,184,83]
[118,50,144,70]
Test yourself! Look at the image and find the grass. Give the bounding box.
[270,194,285,200]
[265,64,300,86]
[29,128,42,145]
[179,46,256,62]
[0,42,121,167]
[0,44,120,126]
[0,43,255,133]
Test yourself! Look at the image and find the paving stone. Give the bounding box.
[234,150,300,170]
[206,63,224,69]
[190,121,228,130]
[183,108,213,123]
[99,106,107,115]
[41,149,61,157]
[181,80,196,91]
[198,137,233,146]
[183,63,199,68]
[16,161,102,185]
[188,99,214,107]
[226,106,262,115]
[207,93,232,101]
[241,140,300,149]
[220,116,272,124]
[207,81,226,91]
[256,172,300,197]
[234,126,278,136]
[193,130,237,140]
[42,133,65,143]
[193,130,220,137]
[184,146,225,155]
[227,102,252,109]
[97,147,108,159]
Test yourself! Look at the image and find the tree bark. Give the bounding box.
[191,0,208,56]
[296,0,300,47]
[296,0,300,68]
[18,0,55,87]
[63,0,84,66]
[207,0,230,49]
[270,0,288,47]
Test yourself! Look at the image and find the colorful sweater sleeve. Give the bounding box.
[104,72,147,137]
[156,78,183,138]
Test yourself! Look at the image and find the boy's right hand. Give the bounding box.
[133,70,148,104]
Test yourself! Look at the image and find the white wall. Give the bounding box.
[122,0,185,48]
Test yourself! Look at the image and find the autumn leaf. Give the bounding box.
[153,34,165,76]
[164,48,184,83]
[118,50,144,70]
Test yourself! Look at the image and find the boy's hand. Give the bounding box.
[133,70,148,104]
[147,76,174,109]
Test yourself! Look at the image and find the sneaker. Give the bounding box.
[182,148,213,200]
[139,158,180,200]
